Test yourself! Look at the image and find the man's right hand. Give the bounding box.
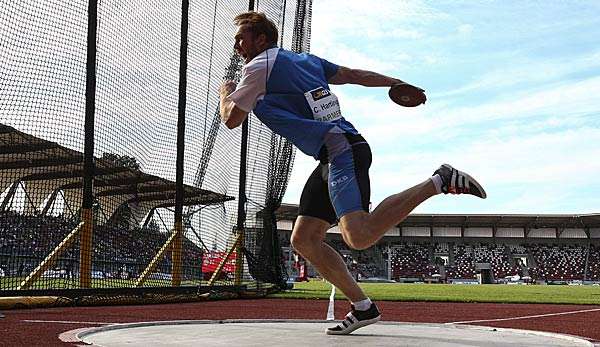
[219,80,237,97]
[218,80,249,129]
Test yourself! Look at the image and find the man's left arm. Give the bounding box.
[329,66,418,88]
[219,81,249,129]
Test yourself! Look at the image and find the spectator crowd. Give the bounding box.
[0,212,203,287]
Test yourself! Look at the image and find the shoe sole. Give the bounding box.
[325,315,381,335]
[442,164,487,199]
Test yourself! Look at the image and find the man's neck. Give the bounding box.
[246,46,278,64]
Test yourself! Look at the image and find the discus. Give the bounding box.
[389,83,427,107]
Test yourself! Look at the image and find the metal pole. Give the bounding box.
[173,0,189,286]
[80,0,98,288]
[234,0,255,286]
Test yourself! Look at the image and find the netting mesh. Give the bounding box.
[0,0,312,298]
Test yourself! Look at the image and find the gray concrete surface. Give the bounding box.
[78,320,593,347]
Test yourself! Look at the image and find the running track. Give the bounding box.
[1,299,600,346]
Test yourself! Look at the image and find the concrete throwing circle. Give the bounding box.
[77,320,593,347]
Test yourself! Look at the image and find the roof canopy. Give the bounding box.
[0,123,233,221]
[275,203,600,228]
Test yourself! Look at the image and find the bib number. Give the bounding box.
[304,87,342,122]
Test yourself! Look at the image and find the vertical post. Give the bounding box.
[81,0,98,288]
[584,241,590,282]
[387,243,391,281]
[234,0,255,286]
[173,0,189,286]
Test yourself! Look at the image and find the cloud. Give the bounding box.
[367,120,600,210]
[433,50,600,99]
[428,75,600,137]
[315,41,407,73]
[457,24,473,36]
[331,71,600,148]
[310,1,444,47]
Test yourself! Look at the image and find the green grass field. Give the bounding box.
[270,281,600,305]
[3,276,600,305]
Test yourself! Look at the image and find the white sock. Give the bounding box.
[431,174,443,194]
[352,297,372,311]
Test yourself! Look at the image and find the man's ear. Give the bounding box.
[257,33,269,48]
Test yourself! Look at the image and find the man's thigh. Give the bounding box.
[292,215,331,241]
[298,163,337,225]
[328,142,372,219]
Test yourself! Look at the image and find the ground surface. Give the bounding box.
[1,298,600,346]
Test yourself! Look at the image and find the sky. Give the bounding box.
[282,0,600,214]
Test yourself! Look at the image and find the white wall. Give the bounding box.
[432,226,461,237]
[528,228,556,238]
[276,220,293,231]
[402,226,430,237]
[496,227,525,238]
[464,227,493,238]
[559,228,587,238]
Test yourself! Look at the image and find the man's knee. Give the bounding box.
[290,230,321,254]
[290,232,306,252]
[339,212,372,250]
[340,224,371,250]
[345,237,371,251]
[291,216,329,253]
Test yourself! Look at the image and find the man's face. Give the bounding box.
[234,24,264,63]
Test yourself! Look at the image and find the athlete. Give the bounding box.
[219,12,486,335]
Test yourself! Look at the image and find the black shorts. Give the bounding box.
[298,133,372,225]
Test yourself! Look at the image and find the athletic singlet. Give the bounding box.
[227,47,359,159]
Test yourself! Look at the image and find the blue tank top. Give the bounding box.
[252,49,360,159]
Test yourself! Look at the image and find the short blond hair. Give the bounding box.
[234,11,278,46]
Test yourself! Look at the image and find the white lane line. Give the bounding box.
[326,283,335,321]
[449,308,600,324]
[23,319,119,325]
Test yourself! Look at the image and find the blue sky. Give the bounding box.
[282,0,600,214]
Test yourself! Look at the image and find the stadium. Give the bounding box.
[1,0,599,346]
[275,204,600,285]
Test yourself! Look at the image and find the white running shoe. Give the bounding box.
[434,164,487,199]
[326,303,381,335]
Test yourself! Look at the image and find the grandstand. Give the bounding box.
[275,204,600,284]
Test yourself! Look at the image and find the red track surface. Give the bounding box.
[1,299,599,346]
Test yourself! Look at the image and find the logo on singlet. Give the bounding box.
[331,175,349,187]
[310,87,331,101]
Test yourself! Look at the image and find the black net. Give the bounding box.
[0,0,312,299]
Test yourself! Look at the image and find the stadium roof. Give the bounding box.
[0,123,233,221]
[276,203,600,228]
